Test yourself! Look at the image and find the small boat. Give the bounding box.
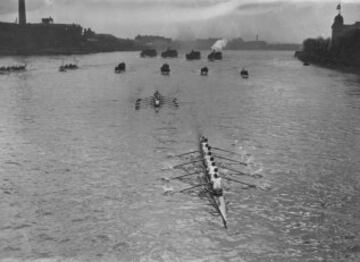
[199,137,227,228]
[0,64,26,73]
[208,51,222,61]
[303,61,310,66]
[161,48,178,58]
[59,64,78,72]
[152,90,162,108]
[160,63,170,75]
[135,90,178,112]
[186,50,201,60]
[140,49,157,58]
[240,68,249,79]
[115,62,126,73]
[200,67,209,76]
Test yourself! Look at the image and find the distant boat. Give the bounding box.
[115,62,126,73]
[140,49,157,58]
[160,63,170,75]
[208,51,222,61]
[186,50,201,60]
[59,64,78,72]
[0,64,26,73]
[161,48,178,58]
[240,68,249,79]
[303,61,310,66]
[200,67,209,76]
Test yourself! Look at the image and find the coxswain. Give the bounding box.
[212,173,223,197]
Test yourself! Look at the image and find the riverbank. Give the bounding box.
[0,47,141,57]
[295,50,360,74]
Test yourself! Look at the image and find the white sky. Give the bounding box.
[1,0,360,43]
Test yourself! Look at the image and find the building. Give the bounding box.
[0,0,84,54]
[331,4,360,46]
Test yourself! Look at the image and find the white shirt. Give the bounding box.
[208,165,217,179]
[204,154,212,164]
[201,143,209,154]
[212,177,222,190]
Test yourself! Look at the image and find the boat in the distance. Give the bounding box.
[115,62,126,73]
[208,51,222,61]
[135,90,178,112]
[161,48,178,58]
[200,67,209,76]
[140,49,157,58]
[240,68,249,79]
[160,63,170,75]
[186,50,201,60]
[59,64,78,72]
[0,64,26,73]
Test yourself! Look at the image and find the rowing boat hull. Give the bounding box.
[199,137,228,228]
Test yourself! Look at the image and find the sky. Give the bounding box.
[0,0,360,43]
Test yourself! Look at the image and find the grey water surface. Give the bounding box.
[0,51,359,262]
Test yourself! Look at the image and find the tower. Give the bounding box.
[19,0,26,25]
[331,3,344,44]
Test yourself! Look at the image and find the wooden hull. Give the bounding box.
[199,137,227,228]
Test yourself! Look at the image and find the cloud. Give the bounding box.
[0,0,49,15]
[1,0,360,42]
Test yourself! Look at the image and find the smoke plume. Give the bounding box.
[211,39,228,51]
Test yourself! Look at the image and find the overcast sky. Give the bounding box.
[0,0,359,43]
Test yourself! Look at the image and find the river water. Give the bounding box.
[0,51,359,262]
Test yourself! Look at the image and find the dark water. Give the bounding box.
[0,51,359,262]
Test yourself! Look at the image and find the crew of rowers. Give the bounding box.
[0,65,26,72]
[200,136,223,197]
[59,64,78,72]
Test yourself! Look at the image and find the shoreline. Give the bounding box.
[0,48,141,57]
[0,48,301,57]
[295,51,360,75]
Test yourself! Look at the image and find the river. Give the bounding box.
[0,51,360,262]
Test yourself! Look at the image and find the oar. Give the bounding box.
[173,159,202,169]
[222,176,257,188]
[219,166,249,177]
[170,171,201,180]
[174,150,199,158]
[179,184,206,193]
[212,147,243,157]
[212,155,247,166]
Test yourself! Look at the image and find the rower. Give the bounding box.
[200,137,208,151]
[212,173,223,197]
[202,143,209,154]
[209,163,218,180]
[203,144,212,155]
[154,90,160,98]
[153,91,161,107]
[200,136,208,143]
[204,153,214,166]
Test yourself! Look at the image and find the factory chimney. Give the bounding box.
[19,0,26,25]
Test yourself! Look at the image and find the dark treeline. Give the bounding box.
[297,29,360,67]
